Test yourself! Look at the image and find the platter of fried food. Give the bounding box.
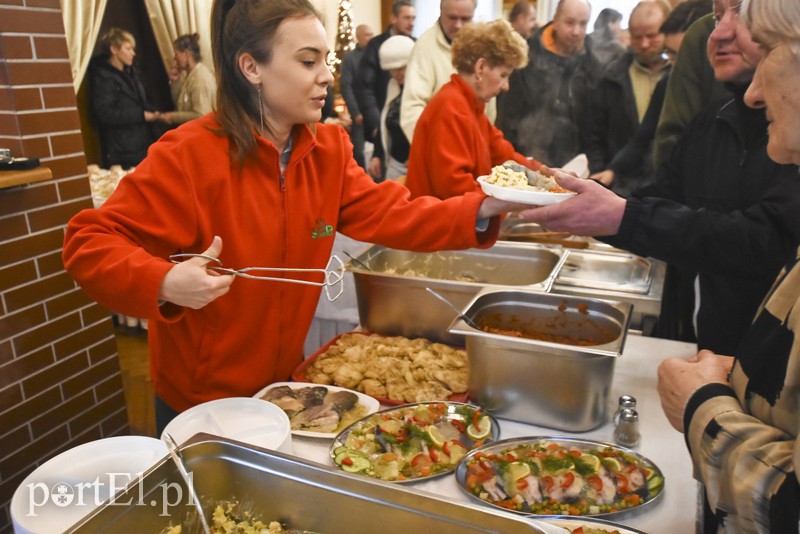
[456,437,664,518]
[478,162,575,205]
[293,332,469,405]
[330,402,499,483]
[255,382,379,438]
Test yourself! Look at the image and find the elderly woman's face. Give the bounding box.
[475,62,514,102]
[745,43,800,164]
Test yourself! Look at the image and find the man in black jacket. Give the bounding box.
[516,5,800,355]
[355,1,415,147]
[89,28,160,169]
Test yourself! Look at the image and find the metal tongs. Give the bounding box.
[162,433,211,534]
[169,253,345,302]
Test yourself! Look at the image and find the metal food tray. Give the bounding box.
[65,434,550,533]
[455,436,665,520]
[556,249,653,295]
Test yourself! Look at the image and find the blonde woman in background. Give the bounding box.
[159,34,217,125]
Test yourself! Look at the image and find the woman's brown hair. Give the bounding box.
[211,0,321,162]
[174,33,202,62]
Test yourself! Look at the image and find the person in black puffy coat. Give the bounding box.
[89,27,160,169]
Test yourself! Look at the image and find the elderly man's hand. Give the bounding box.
[516,171,627,236]
[657,350,735,433]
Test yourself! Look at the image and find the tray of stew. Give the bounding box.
[456,437,664,518]
[293,332,469,405]
[330,402,499,483]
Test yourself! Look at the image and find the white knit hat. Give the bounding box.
[379,35,415,70]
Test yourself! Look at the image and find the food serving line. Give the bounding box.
[289,333,700,534]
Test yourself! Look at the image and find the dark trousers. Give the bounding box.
[155,395,180,437]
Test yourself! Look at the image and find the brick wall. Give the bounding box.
[0,1,129,531]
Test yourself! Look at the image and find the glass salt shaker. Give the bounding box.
[614,407,641,448]
[613,395,637,426]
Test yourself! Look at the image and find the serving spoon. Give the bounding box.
[425,287,481,330]
[163,433,211,534]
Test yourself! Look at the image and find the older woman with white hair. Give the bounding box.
[655,1,800,532]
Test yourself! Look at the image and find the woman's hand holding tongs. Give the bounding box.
[159,236,234,309]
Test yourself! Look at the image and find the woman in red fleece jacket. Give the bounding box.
[405,19,541,200]
[62,0,521,433]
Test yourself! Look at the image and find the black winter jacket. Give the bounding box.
[89,55,157,168]
[355,29,394,144]
[496,23,602,167]
[603,87,800,354]
[586,52,670,193]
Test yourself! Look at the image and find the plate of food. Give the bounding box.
[478,162,576,206]
[456,437,664,518]
[255,382,379,438]
[330,402,499,483]
[537,515,647,534]
[293,331,470,405]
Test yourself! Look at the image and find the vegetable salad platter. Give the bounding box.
[456,437,664,518]
[330,402,499,483]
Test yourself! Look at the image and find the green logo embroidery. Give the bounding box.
[311,218,335,239]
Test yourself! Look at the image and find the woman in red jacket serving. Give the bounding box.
[62,0,521,433]
[405,19,541,200]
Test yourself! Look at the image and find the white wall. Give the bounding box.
[413,0,503,38]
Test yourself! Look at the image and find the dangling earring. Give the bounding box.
[256,83,264,136]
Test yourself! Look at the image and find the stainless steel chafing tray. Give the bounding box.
[346,244,568,345]
[448,289,632,431]
[65,434,550,533]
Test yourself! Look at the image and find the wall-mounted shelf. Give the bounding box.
[0,167,53,189]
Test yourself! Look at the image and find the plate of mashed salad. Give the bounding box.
[478,163,576,205]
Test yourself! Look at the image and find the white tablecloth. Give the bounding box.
[290,333,702,534]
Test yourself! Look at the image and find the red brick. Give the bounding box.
[0,425,30,466]
[70,395,128,437]
[81,303,114,328]
[0,345,52,385]
[0,111,20,137]
[30,387,94,437]
[49,132,84,155]
[0,340,11,365]
[41,85,75,109]
[87,335,117,365]
[22,350,87,398]
[0,87,12,110]
[0,35,32,60]
[56,174,92,200]
[0,261,37,291]
[12,87,43,111]
[0,227,62,267]
[44,154,87,180]
[62,354,120,398]
[36,249,65,277]
[0,423,70,482]
[17,109,80,136]
[5,271,74,312]
[20,135,50,158]
[0,384,61,433]
[28,198,86,232]
[0,305,46,344]
[27,0,61,8]
[11,311,81,356]
[0,8,64,34]
[0,384,22,413]
[33,36,68,59]
[0,62,8,85]
[45,288,91,322]
[54,320,111,358]
[0,136,23,156]
[4,60,72,87]
[0,213,27,242]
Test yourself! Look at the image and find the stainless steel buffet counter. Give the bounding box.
[291,333,701,534]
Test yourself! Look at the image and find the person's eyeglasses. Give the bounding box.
[713,2,743,28]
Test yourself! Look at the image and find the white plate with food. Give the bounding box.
[330,401,499,483]
[255,382,379,438]
[456,436,664,518]
[478,175,576,206]
[536,515,647,534]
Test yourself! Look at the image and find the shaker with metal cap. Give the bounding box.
[614,407,640,448]
[613,394,637,426]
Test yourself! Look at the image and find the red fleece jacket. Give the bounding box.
[63,115,499,412]
[405,74,540,199]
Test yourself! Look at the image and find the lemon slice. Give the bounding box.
[603,457,622,473]
[580,453,601,473]
[507,461,531,480]
[426,425,445,447]
[467,415,492,440]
